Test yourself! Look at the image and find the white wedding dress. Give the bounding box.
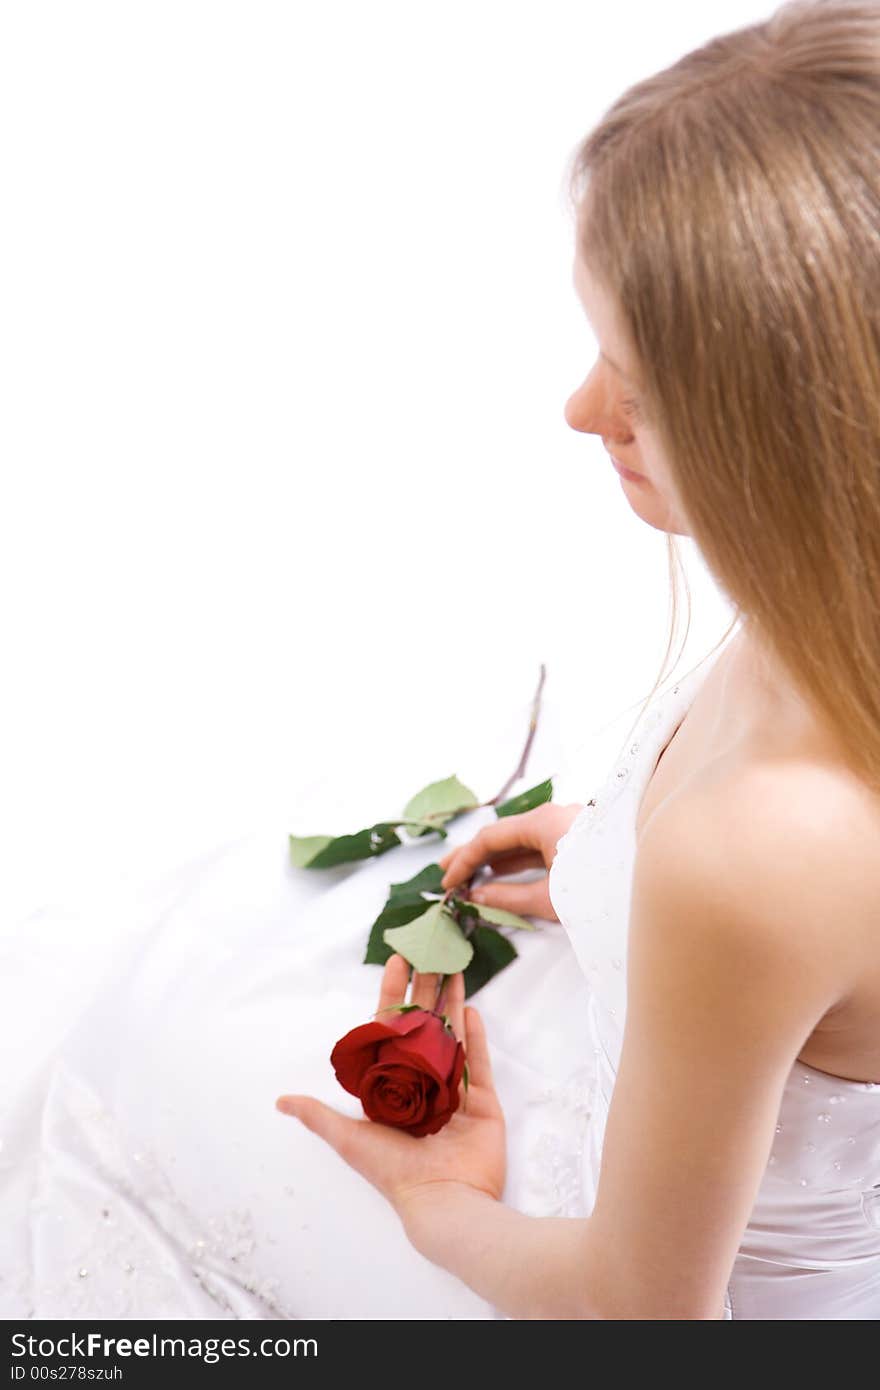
[3,647,879,1320]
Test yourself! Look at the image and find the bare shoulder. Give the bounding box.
[634,752,880,998]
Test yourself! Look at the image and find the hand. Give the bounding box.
[438,801,583,922]
[275,954,506,1236]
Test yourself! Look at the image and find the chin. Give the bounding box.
[622,479,691,536]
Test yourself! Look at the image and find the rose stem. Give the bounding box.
[487,661,546,807]
[433,973,449,1014]
[430,663,546,1019]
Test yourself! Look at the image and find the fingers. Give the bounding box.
[408,969,444,1013]
[483,850,544,877]
[376,953,410,1016]
[275,1094,416,1197]
[440,848,543,886]
[469,877,556,921]
[462,1006,495,1091]
[376,957,467,1037]
[442,968,466,1043]
[405,968,464,1038]
[275,1094,364,1169]
[439,812,543,890]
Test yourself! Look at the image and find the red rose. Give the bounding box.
[330,1006,466,1137]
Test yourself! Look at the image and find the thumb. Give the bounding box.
[275,1093,409,1198]
[275,1094,362,1164]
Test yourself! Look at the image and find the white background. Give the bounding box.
[1,1,764,926]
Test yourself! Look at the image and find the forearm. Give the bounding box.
[401,1183,599,1320]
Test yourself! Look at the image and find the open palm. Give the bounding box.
[275,954,506,1225]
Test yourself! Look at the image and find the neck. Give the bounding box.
[737,618,835,755]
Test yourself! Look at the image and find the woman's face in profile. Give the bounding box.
[566,251,691,538]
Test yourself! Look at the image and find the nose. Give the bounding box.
[564,360,631,442]
[563,378,592,433]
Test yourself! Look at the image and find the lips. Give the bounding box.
[604,442,643,478]
[610,454,645,480]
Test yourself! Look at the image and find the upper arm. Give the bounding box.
[580,779,848,1320]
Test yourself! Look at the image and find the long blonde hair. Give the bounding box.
[565,0,880,789]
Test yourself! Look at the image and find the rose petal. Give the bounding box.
[375,1015,460,1087]
[405,1101,459,1138]
[331,1009,465,1137]
[330,1015,426,1094]
[359,1063,429,1128]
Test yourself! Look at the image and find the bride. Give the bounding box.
[7,0,880,1320]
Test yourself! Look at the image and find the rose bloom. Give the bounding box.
[330,1006,466,1138]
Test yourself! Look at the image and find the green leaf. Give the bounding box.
[494,778,554,819]
[374,1003,424,1016]
[471,903,537,932]
[450,894,535,932]
[383,902,474,974]
[289,821,401,869]
[462,1061,470,1093]
[401,775,480,838]
[288,834,335,868]
[462,924,518,998]
[395,818,449,840]
[363,863,446,966]
[453,897,480,923]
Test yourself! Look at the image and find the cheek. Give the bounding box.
[636,446,692,534]
[636,440,672,494]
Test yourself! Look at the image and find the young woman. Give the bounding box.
[7,0,879,1320]
[277,0,880,1318]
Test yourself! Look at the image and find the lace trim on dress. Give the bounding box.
[24,1065,292,1320]
[522,1062,599,1219]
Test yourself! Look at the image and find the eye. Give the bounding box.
[620,395,643,423]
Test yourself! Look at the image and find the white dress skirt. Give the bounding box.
[3,647,879,1319]
[0,736,596,1319]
